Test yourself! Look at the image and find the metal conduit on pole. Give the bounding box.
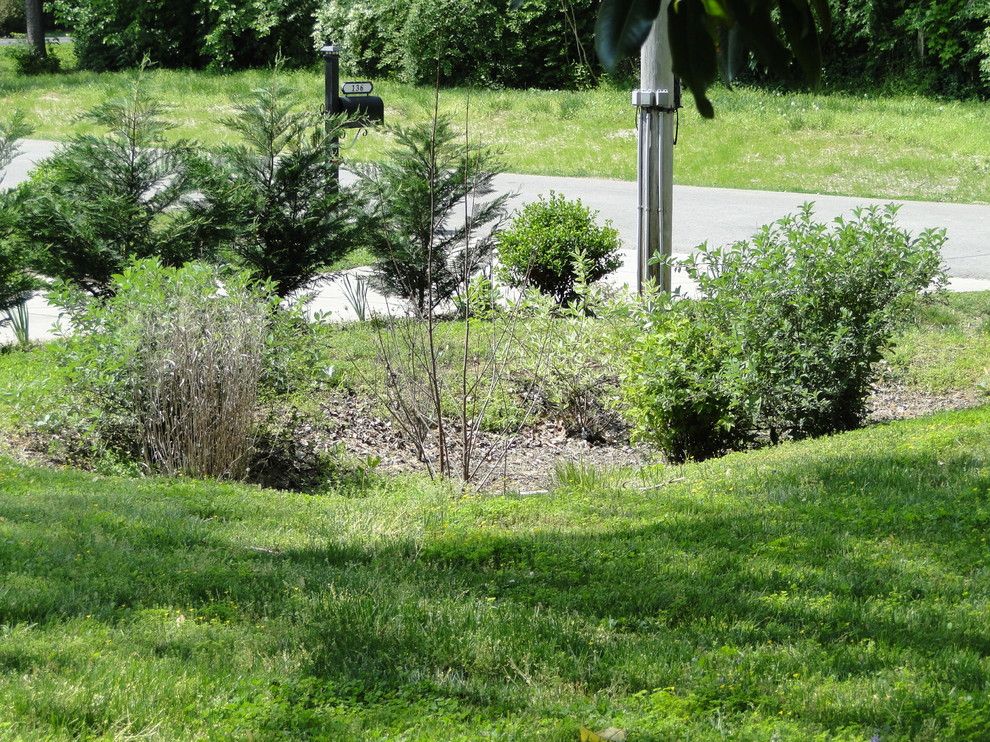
[634,0,677,295]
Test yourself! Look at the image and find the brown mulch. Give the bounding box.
[865,383,983,424]
[312,381,985,492]
[307,391,650,492]
[3,381,984,493]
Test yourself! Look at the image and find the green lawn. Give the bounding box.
[1,405,989,739]
[887,291,990,394]
[2,45,990,203]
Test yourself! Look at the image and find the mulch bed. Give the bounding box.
[310,382,985,492]
[3,381,983,493]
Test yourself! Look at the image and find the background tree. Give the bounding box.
[358,117,509,317]
[199,69,367,298]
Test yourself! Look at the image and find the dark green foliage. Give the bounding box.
[51,0,317,71]
[7,45,62,75]
[497,192,621,306]
[624,204,947,462]
[14,69,217,296]
[821,0,990,96]
[315,0,601,89]
[52,0,205,70]
[358,117,509,316]
[0,113,37,316]
[0,0,23,34]
[200,70,367,297]
[595,0,829,116]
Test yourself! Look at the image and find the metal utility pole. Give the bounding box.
[633,1,677,294]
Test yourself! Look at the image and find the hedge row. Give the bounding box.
[24,0,990,96]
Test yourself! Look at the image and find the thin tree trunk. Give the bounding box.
[24,0,46,58]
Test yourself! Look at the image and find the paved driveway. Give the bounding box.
[3,138,989,342]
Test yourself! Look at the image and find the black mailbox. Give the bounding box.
[338,95,384,128]
[321,44,384,128]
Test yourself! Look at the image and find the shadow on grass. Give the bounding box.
[1,413,988,736]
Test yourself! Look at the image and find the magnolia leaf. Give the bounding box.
[668,0,719,118]
[594,0,829,116]
[594,0,662,69]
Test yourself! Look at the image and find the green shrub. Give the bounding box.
[623,204,947,462]
[357,117,509,316]
[7,45,63,75]
[52,0,316,71]
[313,0,408,78]
[200,67,367,297]
[52,0,205,70]
[313,0,601,89]
[623,305,750,462]
[454,273,501,320]
[818,0,990,96]
[14,68,218,296]
[53,259,273,479]
[400,0,505,86]
[199,0,318,69]
[497,192,621,307]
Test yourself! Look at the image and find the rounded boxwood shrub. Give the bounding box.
[497,192,621,307]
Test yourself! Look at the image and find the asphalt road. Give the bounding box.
[7,139,989,285]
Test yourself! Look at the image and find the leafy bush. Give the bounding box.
[14,68,217,296]
[7,45,63,75]
[52,0,205,70]
[51,0,316,71]
[313,0,601,89]
[623,205,947,462]
[357,117,509,316]
[54,259,272,479]
[200,68,367,297]
[818,0,990,96]
[400,0,505,86]
[454,273,500,320]
[313,0,408,78]
[497,192,621,307]
[623,305,750,462]
[199,0,319,69]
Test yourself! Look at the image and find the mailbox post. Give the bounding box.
[322,43,342,186]
[321,43,385,188]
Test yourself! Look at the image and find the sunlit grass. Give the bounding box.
[0,405,989,738]
[887,291,990,393]
[2,45,989,202]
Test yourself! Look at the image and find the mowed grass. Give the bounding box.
[0,406,989,739]
[887,291,990,393]
[2,45,989,203]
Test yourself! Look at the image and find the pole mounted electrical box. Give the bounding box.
[321,44,384,129]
